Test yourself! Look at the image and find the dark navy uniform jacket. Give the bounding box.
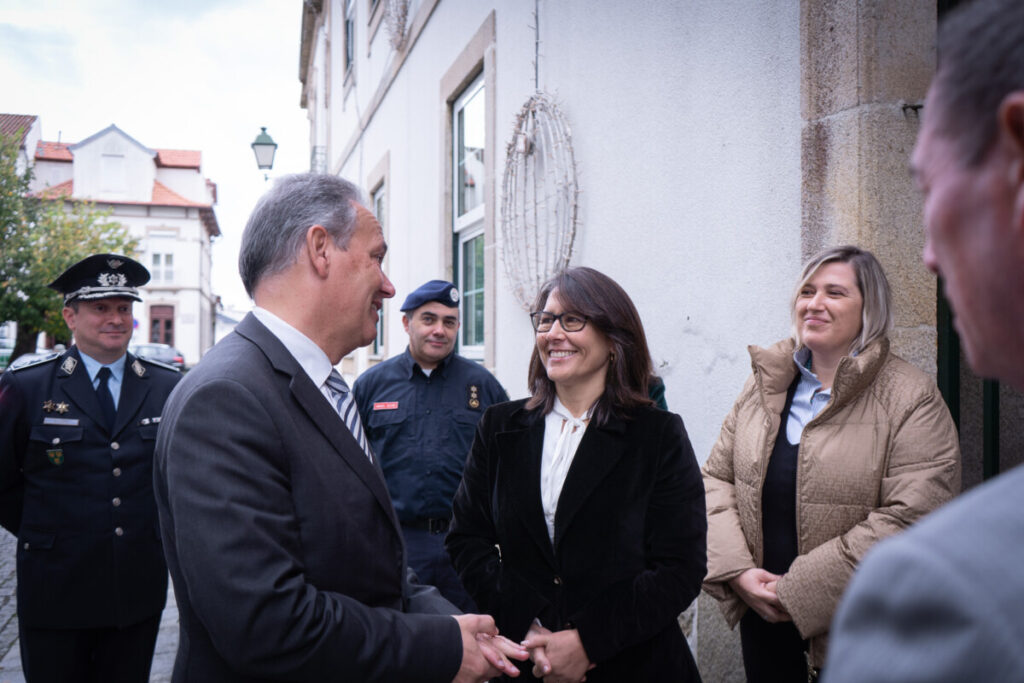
[353,348,507,523]
[0,346,180,629]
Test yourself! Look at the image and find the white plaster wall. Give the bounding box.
[317,0,802,463]
[72,131,156,202]
[31,159,73,191]
[156,166,206,202]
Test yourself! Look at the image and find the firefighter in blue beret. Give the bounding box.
[353,279,508,611]
[0,253,181,682]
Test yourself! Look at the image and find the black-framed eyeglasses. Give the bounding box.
[529,311,589,333]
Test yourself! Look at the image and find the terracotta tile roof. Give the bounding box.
[156,149,201,168]
[0,114,37,146]
[35,141,72,161]
[34,179,73,199]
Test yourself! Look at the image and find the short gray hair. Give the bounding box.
[238,174,364,297]
[790,245,892,356]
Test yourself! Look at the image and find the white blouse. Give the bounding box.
[540,397,592,543]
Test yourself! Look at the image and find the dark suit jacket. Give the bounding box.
[446,399,707,682]
[0,347,179,629]
[153,314,461,682]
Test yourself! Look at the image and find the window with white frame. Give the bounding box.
[151,253,174,283]
[452,75,486,358]
[371,182,387,356]
[344,0,356,77]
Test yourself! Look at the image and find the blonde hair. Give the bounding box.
[790,245,892,355]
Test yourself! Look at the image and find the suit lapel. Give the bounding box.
[496,414,555,565]
[553,418,628,549]
[112,354,149,437]
[57,348,108,431]
[237,314,400,530]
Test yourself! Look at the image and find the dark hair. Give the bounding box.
[526,267,653,425]
[933,0,1024,166]
[238,174,363,297]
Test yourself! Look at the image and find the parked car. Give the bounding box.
[130,343,186,371]
[0,339,13,371]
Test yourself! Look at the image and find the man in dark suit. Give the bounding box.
[153,174,527,682]
[826,1,1024,680]
[0,254,181,683]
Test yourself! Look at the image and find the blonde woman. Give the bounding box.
[702,246,960,681]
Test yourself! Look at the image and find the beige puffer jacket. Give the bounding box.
[702,338,960,667]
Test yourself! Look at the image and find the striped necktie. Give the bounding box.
[324,369,373,463]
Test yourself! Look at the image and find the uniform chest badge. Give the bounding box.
[46,448,64,466]
[42,400,56,412]
[467,384,481,410]
[55,402,70,414]
[373,402,399,411]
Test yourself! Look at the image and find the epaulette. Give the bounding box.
[133,356,182,374]
[7,353,60,372]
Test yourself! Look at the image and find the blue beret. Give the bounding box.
[48,254,150,304]
[401,280,460,312]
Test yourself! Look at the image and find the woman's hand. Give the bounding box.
[729,568,791,622]
[521,628,595,682]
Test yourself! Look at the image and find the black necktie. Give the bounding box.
[95,367,116,431]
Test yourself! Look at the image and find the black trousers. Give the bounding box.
[739,608,808,683]
[19,612,161,683]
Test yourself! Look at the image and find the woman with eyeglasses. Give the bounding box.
[446,266,707,682]
[701,246,960,681]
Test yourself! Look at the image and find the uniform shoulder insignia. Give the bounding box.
[8,353,60,372]
[135,356,181,373]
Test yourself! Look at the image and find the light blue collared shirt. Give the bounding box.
[78,350,126,410]
[251,307,340,405]
[786,347,830,445]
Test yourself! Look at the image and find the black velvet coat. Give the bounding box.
[447,399,707,681]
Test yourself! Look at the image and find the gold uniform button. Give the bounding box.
[112,497,121,507]
[110,442,120,450]
[114,527,124,537]
[113,468,122,477]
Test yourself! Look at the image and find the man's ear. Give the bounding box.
[999,93,1024,234]
[306,224,332,277]
[402,314,410,334]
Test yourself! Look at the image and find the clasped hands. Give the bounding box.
[730,567,791,623]
[452,615,594,683]
[520,622,594,683]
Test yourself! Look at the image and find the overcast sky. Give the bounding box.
[1,0,311,310]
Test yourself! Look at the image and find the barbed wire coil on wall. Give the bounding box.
[500,92,580,309]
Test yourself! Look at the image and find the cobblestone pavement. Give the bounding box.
[0,529,178,683]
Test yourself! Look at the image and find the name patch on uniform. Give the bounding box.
[373,402,399,411]
[43,417,79,426]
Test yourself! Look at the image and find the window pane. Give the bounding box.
[461,234,485,346]
[457,85,485,217]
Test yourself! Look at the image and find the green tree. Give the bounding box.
[0,131,137,363]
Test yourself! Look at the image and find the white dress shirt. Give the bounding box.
[540,397,592,543]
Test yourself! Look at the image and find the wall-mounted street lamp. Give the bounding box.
[250,127,278,180]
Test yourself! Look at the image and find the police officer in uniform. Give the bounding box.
[0,254,181,683]
[353,279,508,611]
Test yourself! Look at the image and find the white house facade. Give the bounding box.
[30,123,221,368]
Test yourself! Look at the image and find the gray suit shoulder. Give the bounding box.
[828,465,1024,682]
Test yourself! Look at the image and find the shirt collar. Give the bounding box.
[78,349,126,383]
[252,307,335,388]
[793,346,820,386]
[402,346,456,378]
